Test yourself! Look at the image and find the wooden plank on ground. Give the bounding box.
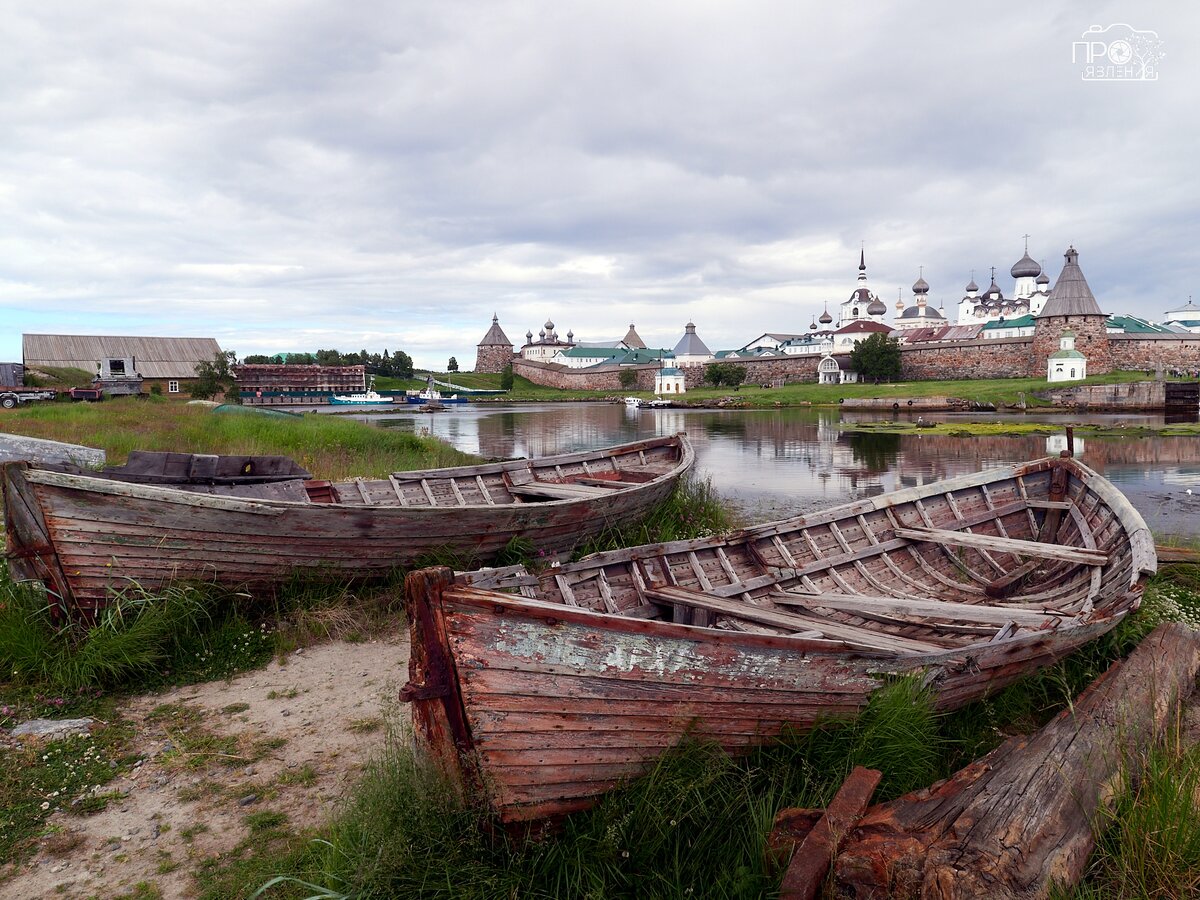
[893,526,1107,566]
[778,766,882,900]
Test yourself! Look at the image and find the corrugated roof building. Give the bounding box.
[23,334,222,394]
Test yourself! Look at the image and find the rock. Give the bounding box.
[8,717,94,739]
[243,766,256,776]
[281,710,290,717]
[237,794,258,807]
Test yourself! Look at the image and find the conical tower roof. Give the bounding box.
[1038,246,1103,317]
[673,322,711,357]
[622,323,646,349]
[477,313,512,347]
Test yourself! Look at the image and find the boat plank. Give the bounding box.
[893,526,1107,566]
[772,590,1060,627]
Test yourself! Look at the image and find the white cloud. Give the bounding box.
[0,1,1197,365]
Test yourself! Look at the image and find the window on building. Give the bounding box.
[108,359,125,375]
[168,380,180,393]
[1070,369,1076,378]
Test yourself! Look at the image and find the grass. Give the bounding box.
[574,475,734,557]
[376,368,1182,409]
[841,420,1200,438]
[0,396,474,480]
[1065,733,1200,899]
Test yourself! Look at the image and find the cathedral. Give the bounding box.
[956,240,1052,326]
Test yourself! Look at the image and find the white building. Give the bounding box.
[778,333,835,356]
[818,353,859,384]
[894,269,948,331]
[520,320,574,361]
[831,320,892,352]
[839,250,889,326]
[549,346,627,368]
[738,332,807,352]
[956,241,1052,326]
[1047,330,1087,382]
[1164,299,1200,333]
[672,322,714,366]
[655,366,686,394]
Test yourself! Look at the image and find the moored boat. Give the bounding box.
[2,435,693,617]
[403,454,1155,824]
[329,389,396,405]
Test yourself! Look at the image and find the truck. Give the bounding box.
[0,388,58,409]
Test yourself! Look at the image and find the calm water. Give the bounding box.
[343,403,1200,540]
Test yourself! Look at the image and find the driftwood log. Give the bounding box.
[831,622,1200,899]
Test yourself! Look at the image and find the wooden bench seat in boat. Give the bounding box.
[770,590,1063,627]
[643,584,944,654]
[891,526,1108,566]
[508,481,618,500]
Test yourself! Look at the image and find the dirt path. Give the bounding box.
[4,635,409,900]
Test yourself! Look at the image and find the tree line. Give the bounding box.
[241,349,415,378]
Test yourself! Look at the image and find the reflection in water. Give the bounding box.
[367,404,1200,540]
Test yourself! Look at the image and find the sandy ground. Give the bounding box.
[3,635,410,900]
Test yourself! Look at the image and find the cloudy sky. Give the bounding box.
[1,1,1194,368]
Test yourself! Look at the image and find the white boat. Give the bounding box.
[329,378,396,406]
[406,375,468,405]
[624,397,643,408]
[329,389,396,406]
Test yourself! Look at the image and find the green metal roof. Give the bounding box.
[1050,349,1086,359]
[1106,315,1173,334]
[982,314,1035,330]
[557,346,625,359]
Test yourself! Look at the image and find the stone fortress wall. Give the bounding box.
[512,332,1200,391]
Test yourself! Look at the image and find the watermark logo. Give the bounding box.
[1073,24,1164,80]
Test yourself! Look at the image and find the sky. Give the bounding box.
[1,1,1196,369]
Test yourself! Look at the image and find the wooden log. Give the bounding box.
[776,766,882,900]
[1157,544,1200,565]
[832,623,1200,900]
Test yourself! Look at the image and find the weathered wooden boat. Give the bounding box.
[2,435,693,615]
[403,455,1156,824]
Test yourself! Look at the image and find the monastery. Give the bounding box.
[475,243,1199,392]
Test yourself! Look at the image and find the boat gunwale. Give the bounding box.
[440,583,1136,662]
[7,434,695,515]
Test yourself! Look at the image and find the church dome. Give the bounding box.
[1036,271,1050,286]
[965,278,979,293]
[1011,252,1041,279]
[818,308,833,324]
[867,298,887,315]
[544,320,554,331]
[912,275,930,294]
[848,286,874,303]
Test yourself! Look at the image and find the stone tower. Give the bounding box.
[474,314,514,373]
[1031,246,1110,377]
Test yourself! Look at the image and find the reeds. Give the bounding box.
[0,398,473,480]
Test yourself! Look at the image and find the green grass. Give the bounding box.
[353,367,1179,410]
[0,396,474,480]
[1065,734,1200,899]
[574,475,734,558]
[21,365,95,388]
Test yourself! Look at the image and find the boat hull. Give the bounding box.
[405,456,1156,823]
[3,435,693,615]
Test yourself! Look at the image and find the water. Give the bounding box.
[342,403,1200,540]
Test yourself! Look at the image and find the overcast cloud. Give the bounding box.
[1,1,1196,367]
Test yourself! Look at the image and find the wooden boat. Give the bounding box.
[2,435,693,616]
[403,455,1156,824]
